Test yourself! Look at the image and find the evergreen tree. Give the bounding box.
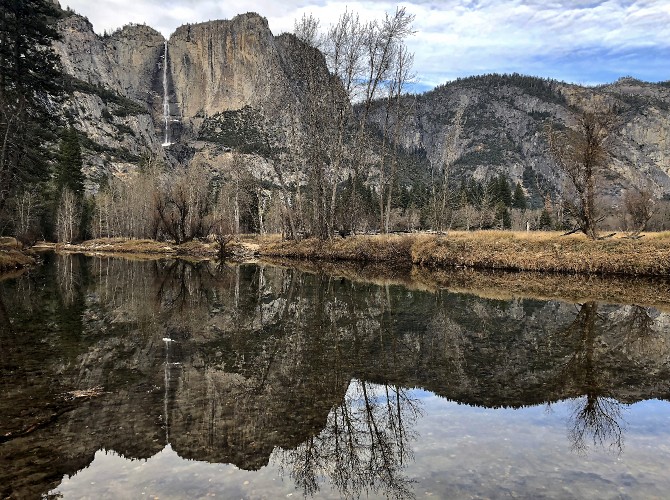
[498,175,512,206]
[539,208,553,230]
[512,182,527,209]
[0,0,64,231]
[56,126,85,196]
[495,201,511,229]
[485,177,498,206]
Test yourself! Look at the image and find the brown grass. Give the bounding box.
[46,236,263,261]
[261,231,670,277]
[411,231,670,276]
[262,234,416,264]
[0,249,35,272]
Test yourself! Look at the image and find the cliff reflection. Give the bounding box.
[2,255,670,499]
[277,381,420,499]
[554,301,665,454]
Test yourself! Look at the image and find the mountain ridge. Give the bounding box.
[51,8,670,229]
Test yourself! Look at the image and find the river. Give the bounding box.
[2,253,670,499]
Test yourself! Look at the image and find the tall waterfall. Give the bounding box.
[161,40,171,147]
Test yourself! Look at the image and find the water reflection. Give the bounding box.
[1,254,670,498]
[277,381,421,499]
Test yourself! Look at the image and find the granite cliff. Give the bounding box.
[366,74,670,206]
[53,11,333,190]
[52,10,670,209]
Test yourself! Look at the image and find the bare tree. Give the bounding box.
[154,163,214,244]
[623,187,655,238]
[14,188,39,243]
[547,109,617,239]
[56,188,80,243]
[323,10,366,235]
[378,43,414,233]
[431,98,466,233]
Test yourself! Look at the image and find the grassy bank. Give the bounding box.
[262,231,670,277]
[265,257,670,311]
[37,231,670,277]
[0,238,35,272]
[0,250,35,272]
[260,234,415,264]
[37,237,264,260]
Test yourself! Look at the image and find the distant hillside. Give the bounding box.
[366,74,670,208]
[50,7,670,233]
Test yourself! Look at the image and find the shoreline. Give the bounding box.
[262,231,670,277]
[8,230,670,278]
[3,233,670,308]
[0,237,36,272]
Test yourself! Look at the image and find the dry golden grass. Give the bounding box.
[48,236,263,261]
[260,231,670,277]
[0,249,35,272]
[35,230,670,277]
[411,231,670,275]
[262,234,416,264]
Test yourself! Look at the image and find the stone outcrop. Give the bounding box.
[366,74,670,204]
[52,10,670,204]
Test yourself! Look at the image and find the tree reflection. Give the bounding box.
[154,259,218,312]
[277,380,422,499]
[557,302,625,454]
[568,394,623,454]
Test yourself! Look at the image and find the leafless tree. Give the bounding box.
[154,163,214,244]
[547,109,617,239]
[378,43,414,233]
[431,99,466,233]
[623,187,655,238]
[56,188,81,243]
[14,188,39,243]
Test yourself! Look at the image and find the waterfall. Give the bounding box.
[161,40,171,147]
[163,337,173,443]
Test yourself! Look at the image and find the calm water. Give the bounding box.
[2,254,670,499]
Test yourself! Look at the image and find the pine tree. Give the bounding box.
[512,182,527,209]
[495,201,511,229]
[56,126,85,197]
[485,177,498,207]
[539,209,553,230]
[498,175,512,206]
[0,0,64,230]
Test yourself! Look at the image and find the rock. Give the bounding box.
[51,10,670,205]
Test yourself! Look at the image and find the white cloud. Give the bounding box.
[59,0,670,86]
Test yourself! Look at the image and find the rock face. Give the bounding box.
[53,10,670,205]
[366,75,670,205]
[53,11,330,189]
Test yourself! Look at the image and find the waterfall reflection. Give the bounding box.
[2,255,670,499]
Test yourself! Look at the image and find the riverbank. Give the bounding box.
[262,231,670,276]
[35,236,263,261]
[26,230,670,277]
[0,238,35,272]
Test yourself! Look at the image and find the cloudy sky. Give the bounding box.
[59,0,670,92]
